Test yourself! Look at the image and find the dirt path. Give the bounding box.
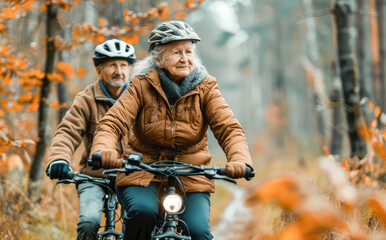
[212,182,253,240]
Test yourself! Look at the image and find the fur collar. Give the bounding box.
[157,66,207,106]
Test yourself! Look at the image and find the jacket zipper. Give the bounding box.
[171,106,176,136]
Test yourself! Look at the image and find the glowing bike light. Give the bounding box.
[162,194,183,214]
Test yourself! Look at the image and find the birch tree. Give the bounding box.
[333,1,367,158]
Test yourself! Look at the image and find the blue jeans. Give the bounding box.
[77,182,105,240]
[117,182,213,240]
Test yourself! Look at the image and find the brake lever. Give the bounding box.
[214,175,237,184]
[56,179,76,185]
[203,170,237,184]
[102,169,127,175]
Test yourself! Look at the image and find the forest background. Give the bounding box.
[1,0,386,239]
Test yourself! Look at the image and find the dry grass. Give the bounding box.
[0,161,232,240]
[2,148,386,240]
[238,154,386,240]
[1,170,78,240]
[210,183,233,226]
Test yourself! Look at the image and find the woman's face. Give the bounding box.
[156,40,194,83]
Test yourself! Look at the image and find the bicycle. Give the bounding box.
[90,152,255,240]
[57,171,124,240]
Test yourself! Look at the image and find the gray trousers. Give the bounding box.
[77,182,105,240]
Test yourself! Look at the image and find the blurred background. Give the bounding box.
[1,0,385,239]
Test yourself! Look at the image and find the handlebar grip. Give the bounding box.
[244,166,255,181]
[66,171,74,179]
[88,152,102,170]
[217,166,226,176]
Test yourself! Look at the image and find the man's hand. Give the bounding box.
[46,160,71,180]
[225,162,246,179]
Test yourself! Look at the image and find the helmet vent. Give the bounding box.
[172,22,183,29]
[158,26,170,32]
[115,42,121,51]
[103,45,110,51]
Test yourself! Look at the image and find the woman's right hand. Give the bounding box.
[100,150,123,169]
[89,150,123,169]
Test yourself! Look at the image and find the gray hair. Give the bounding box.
[130,44,206,80]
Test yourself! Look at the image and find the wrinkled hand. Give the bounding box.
[47,161,71,180]
[101,150,121,169]
[225,162,246,179]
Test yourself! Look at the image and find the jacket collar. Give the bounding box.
[94,80,129,104]
[156,66,206,106]
[146,69,171,105]
[145,68,206,106]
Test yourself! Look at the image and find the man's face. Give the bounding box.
[97,59,131,87]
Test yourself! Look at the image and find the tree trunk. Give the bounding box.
[376,0,386,116]
[57,53,69,123]
[330,64,345,157]
[301,0,331,147]
[356,0,374,124]
[272,17,287,150]
[333,2,367,158]
[28,4,60,202]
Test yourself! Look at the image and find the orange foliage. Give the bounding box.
[176,11,186,19]
[40,0,77,12]
[47,72,64,83]
[357,122,372,141]
[373,139,386,160]
[367,197,386,227]
[245,174,303,210]
[374,106,381,118]
[0,153,25,175]
[0,0,36,34]
[158,3,170,20]
[322,144,330,156]
[275,212,349,240]
[185,0,195,8]
[0,130,34,159]
[122,34,140,45]
[369,0,380,64]
[57,62,75,77]
[0,44,11,56]
[246,170,367,240]
[98,17,108,28]
[77,68,88,78]
[36,1,205,53]
[368,100,374,110]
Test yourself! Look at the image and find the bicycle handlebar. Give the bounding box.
[88,152,255,183]
[56,171,111,186]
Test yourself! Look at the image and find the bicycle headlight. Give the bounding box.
[162,193,183,214]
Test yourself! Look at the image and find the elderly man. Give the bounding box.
[46,39,136,240]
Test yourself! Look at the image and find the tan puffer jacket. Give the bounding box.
[91,69,252,192]
[47,81,128,178]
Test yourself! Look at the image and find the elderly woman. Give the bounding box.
[91,20,253,240]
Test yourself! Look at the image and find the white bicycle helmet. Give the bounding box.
[148,21,201,51]
[93,39,136,66]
